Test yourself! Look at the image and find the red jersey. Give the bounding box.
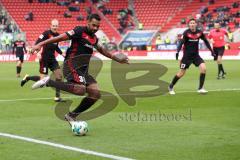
[208,28,228,47]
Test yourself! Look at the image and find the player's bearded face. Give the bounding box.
[189,21,197,30]
[88,19,100,34]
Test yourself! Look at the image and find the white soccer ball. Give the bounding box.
[71,121,88,136]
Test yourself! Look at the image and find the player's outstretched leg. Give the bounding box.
[198,63,208,94]
[32,76,86,95]
[169,69,185,95]
[21,75,40,87]
[65,83,101,124]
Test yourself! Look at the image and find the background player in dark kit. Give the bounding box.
[169,19,215,95]
[12,34,27,78]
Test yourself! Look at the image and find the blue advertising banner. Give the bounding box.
[122,30,156,46]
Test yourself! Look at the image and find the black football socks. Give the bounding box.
[199,73,206,89]
[16,66,21,74]
[26,76,40,82]
[71,97,97,116]
[169,75,180,88]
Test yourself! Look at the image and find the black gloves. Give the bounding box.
[176,52,179,60]
[211,51,217,61]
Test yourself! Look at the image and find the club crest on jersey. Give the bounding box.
[187,33,201,39]
[82,32,97,45]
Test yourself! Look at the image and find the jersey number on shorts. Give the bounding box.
[79,76,86,83]
[180,63,186,69]
[43,67,47,73]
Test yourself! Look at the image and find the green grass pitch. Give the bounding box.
[0,60,239,160]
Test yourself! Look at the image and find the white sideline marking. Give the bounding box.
[0,88,240,102]
[0,132,135,160]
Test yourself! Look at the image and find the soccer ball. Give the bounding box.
[71,121,88,136]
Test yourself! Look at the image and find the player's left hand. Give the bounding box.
[211,51,217,61]
[36,52,42,60]
[112,53,129,64]
[29,45,41,54]
[211,51,216,57]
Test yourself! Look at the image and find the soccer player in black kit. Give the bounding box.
[30,14,129,124]
[169,19,215,95]
[21,19,64,102]
[12,34,27,78]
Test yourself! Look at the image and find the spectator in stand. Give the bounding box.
[118,18,128,33]
[0,37,4,52]
[57,0,71,6]
[208,18,214,28]
[127,20,134,29]
[181,18,186,24]
[25,11,33,21]
[155,35,164,50]
[64,10,72,18]
[0,23,5,33]
[200,6,208,14]
[101,36,107,49]
[85,6,92,16]
[5,21,17,33]
[232,2,239,8]
[117,8,134,33]
[102,8,113,15]
[74,0,85,3]
[91,0,98,3]
[206,12,213,19]
[233,17,239,28]
[174,34,182,46]
[228,29,233,42]
[155,35,164,44]
[96,0,112,15]
[0,10,7,25]
[97,1,105,10]
[138,22,143,30]
[106,37,117,51]
[217,12,224,21]
[164,36,171,45]
[209,0,214,4]
[76,13,84,21]
[223,14,230,25]
[2,35,11,51]
[38,0,50,3]
[236,11,240,18]
[68,5,80,12]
